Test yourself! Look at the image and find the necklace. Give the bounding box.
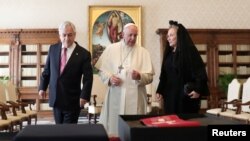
[118,45,133,73]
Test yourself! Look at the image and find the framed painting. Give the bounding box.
[88,5,142,72]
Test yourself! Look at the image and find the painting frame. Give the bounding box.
[88,5,142,71]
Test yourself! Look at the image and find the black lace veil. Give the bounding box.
[163,20,209,94]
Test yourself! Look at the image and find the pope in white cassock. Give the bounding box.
[95,23,155,136]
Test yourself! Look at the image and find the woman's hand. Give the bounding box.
[156,93,163,101]
[188,91,200,99]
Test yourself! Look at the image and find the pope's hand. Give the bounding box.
[131,70,141,80]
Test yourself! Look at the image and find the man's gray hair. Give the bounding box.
[123,23,137,33]
[58,21,76,34]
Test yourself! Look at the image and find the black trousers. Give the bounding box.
[53,107,81,124]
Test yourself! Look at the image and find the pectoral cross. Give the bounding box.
[118,65,124,73]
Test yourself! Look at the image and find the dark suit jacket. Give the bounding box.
[39,42,93,110]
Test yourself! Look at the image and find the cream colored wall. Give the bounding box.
[1,0,250,101]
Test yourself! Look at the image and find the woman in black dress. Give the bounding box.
[156,21,209,114]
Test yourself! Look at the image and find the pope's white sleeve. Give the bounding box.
[98,70,112,85]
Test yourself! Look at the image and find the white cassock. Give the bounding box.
[95,40,154,136]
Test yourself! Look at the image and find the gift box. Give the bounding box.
[118,114,245,141]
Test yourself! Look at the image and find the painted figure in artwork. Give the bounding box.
[95,22,105,38]
[107,11,122,43]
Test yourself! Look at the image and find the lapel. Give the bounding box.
[55,43,62,74]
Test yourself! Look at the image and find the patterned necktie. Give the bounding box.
[60,48,67,74]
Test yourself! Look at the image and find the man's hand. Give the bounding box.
[80,98,87,108]
[109,75,122,86]
[39,90,47,99]
[131,70,141,80]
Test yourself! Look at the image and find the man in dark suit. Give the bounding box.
[39,21,93,124]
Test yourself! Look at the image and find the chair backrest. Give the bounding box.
[241,78,250,113]
[4,80,18,102]
[0,83,9,120]
[0,83,7,103]
[227,78,241,109]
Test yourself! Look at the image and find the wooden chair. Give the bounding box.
[0,102,24,131]
[87,75,106,124]
[0,83,23,131]
[4,81,37,125]
[0,105,12,132]
[206,78,241,116]
[231,78,250,123]
[219,79,244,118]
[87,94,102,124]
[146,94,152,114]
